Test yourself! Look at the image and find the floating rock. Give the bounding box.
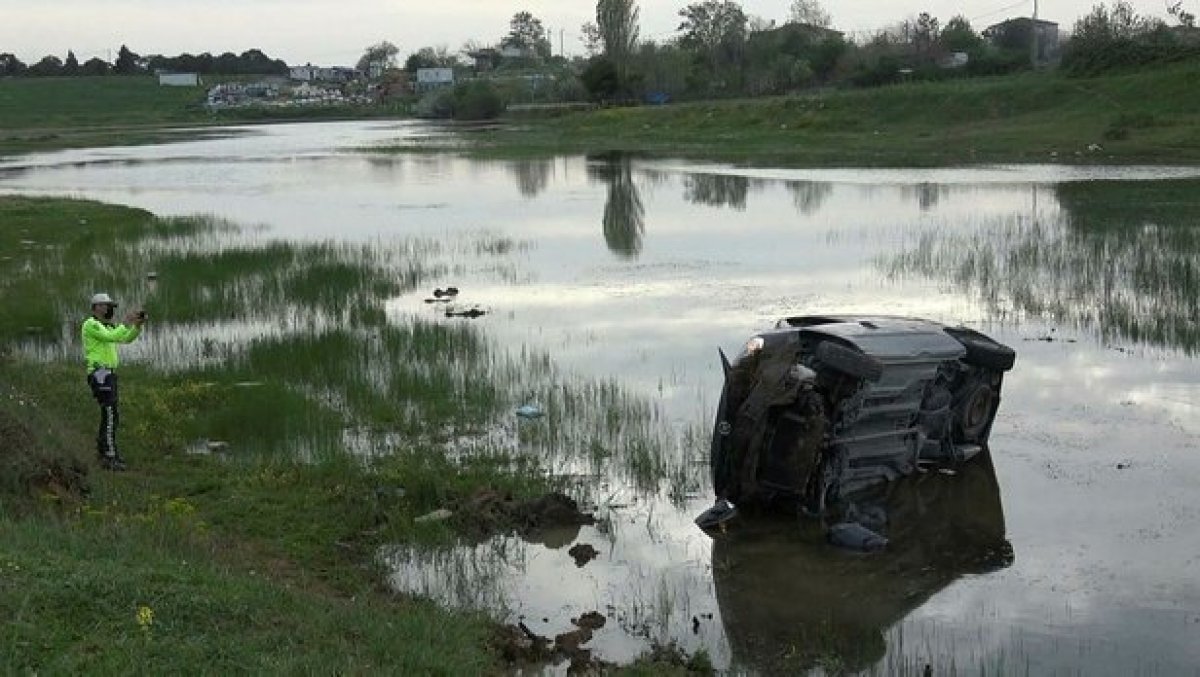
[553,627,593,654]
[573,611,606,631]
[568,543,599,567]
[432,286,460,298]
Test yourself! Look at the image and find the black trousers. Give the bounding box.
[87,368,120,459]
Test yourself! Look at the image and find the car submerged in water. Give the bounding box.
[698,315,1016,537]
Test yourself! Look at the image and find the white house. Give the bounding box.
[290,64,319,82]
[416,67,454,91]
[158,72,200,87]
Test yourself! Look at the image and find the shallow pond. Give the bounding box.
[3,121,1199,673]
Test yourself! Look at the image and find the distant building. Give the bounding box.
[158,72,200,87]
[415,67,455,91]
[938,51,970,69]
[468,48,501,72]
[290,64,319,82]
[499,44,536,60]
[983,17,1060,63]
[290,64,359,83]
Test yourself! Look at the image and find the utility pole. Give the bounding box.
[1031,0,1040,69]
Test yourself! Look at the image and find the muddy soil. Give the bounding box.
[451,490,595,541]
[568,543,599,567]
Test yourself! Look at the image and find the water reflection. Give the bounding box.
[713,453,1011,674]
[683,173,754,210]
[509,159,553,198]
[784,180,832,215]
[587,155,645,259]
[884,180,1200,352]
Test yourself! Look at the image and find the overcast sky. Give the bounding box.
[0,0,1183,65]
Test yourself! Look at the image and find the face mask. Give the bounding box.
[103,306,115,321]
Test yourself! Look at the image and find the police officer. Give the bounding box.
[83,293,145,471]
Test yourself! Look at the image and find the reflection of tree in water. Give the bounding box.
[883,180,1200,353]
[785,180,833,215]
[907,182,948,210]
[587,155,645,258]
[684,173,753,210]
[508,159,553,198]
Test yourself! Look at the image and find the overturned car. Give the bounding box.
[701,315,1015,529]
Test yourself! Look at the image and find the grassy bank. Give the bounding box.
[426,62,1200,166]
[0,76,405,157]
[0,196,534,672]
[0,195,704,673]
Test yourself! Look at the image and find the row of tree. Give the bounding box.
[0,45,288,77]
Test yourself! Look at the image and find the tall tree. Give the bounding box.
[113,45,141,74]
[789,0,831,28]
[580,21,604,56]
[357,41,399,76]
[596,0,640,82]
[1168,1,1196,27]
[405,46,458,72]
[940,16,982,53]
[63,50,80,75]
[80,56,111,76]
[677,0,748,70]
[0,53,27,76]
[904,12,940,57]
[27,55,64,77]
[504,11,551,58]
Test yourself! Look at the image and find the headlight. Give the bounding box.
[739,336,765,359]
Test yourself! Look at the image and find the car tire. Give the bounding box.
[945,327,1016,371]
[815,341,884,382]
[958,383,997,441]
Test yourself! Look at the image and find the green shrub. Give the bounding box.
[452,81,504,121]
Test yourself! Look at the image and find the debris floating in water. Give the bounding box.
[446,307,487,319]
[516,404,544,419]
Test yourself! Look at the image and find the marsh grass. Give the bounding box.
[882,179,1200,353]
[0,194,702,671]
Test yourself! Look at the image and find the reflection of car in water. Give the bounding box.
[712,451,1014,673]
[701,315,1016,529]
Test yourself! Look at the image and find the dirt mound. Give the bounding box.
[452,490,595,540]
[490,611,614,674]
[568,543,599,567]
[0,406,89,503]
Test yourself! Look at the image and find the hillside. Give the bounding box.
[456,62,1200,166]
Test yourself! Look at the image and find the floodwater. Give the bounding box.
[3,121,1199,674]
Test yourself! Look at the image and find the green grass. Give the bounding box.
[416,62,1200,166]
[0,76,407,158]
[0,515,496,674]
[0,194,703,671]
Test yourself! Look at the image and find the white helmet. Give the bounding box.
[90,292,117,306]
